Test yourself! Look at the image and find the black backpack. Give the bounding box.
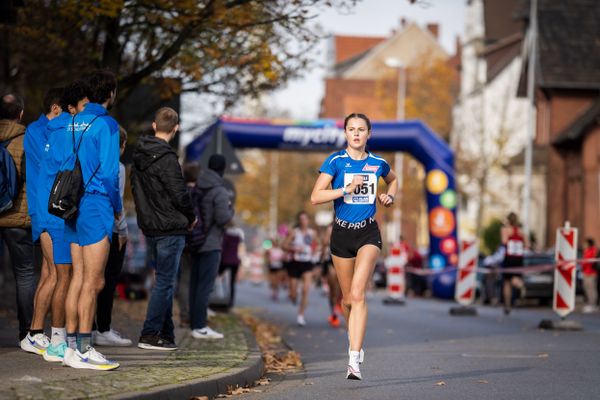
[48,115,100,220]
[185,185,212,253]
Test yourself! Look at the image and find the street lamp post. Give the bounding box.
[385,57,406,243]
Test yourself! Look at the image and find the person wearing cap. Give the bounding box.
[188,154,235,339]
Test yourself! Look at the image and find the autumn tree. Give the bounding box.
[1,0,356,122]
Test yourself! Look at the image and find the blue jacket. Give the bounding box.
[36,112,72,232]
[23,113,49,221]
[67,103,122,214]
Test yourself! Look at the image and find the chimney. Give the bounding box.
[426,23,439,39]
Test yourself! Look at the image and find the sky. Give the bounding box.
[265,0,467,119]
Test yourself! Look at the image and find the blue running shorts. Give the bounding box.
[46,226,72,264]
[64,193,114,246]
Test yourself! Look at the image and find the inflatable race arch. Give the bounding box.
[186,117,458,269]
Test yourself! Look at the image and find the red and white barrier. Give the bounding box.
[384,247,407,304]
[455,240,479,306]
[553,222,578,318]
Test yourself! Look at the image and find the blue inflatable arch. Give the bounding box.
[186,117,458,269]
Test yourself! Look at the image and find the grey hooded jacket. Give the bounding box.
[196,168,234,252]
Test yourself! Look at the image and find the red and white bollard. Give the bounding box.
[249,251,264,285]
[539,221,583,330]
[383,247,407,305]
[450,240,479,316]
[553,222,577,317]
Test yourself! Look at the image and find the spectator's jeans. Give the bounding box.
[176,252,192,324]
[95,233,126,333]
[141,235,185,341]
[583,275,598,306]
[0,228,35,340]
[190,250,221,330]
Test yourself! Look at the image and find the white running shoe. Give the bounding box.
[346,364,362,380]
[43,342,67,362]
[191,327,224,339]
[62,347,74,366]
[583,305,598,314]
[348,347,365,363]
[20,333,50,355]
[63,345,119,370]
[93,329,133,347]
[297,314,306,327]
[346,332,364,363]
[346,351,362,380]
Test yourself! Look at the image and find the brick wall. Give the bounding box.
[543,89,598,246]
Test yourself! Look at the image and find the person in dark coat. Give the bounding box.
[189,154,234,339]
[131,107,196,350]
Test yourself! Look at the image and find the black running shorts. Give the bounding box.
[330,217,382,258]
[287,261,314,278]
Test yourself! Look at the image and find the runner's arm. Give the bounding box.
[282,229,295,253]
[310,172,362,205]
[378,170,398,207]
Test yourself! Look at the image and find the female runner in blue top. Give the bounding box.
[311,113,397,380]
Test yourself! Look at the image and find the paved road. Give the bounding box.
[235,281,600,400]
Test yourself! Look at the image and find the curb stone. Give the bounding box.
[114,325,264,400]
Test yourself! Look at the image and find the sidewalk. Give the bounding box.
[0,277,263,400]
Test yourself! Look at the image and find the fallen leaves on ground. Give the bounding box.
[436,381,446,386]
[237,309,303,373]
[191,397,209,400]
[255,378,271,386]
[477,380,489,384]
[538,353,549,358]
[263,350,303,373]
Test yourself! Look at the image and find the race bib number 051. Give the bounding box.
[344,173,377,204]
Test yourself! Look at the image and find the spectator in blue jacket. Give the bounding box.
[39,81,89,364]
[61,70,122,371]
[21,87,71,361]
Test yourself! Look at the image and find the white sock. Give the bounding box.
[349,350,361,369]
[51,327,66,346]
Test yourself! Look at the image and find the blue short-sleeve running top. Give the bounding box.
[319,150,390,223]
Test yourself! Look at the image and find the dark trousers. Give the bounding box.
[219,263,240,307]
[189,250,221,330]
[176,252,192,323]
[0,227,35,340]
[95,233,126,333]
[141,235,185,341]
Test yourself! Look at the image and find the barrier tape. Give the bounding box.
[402,257,600,277]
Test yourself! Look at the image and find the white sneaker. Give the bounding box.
[582,305,598,314]
[191,327,224,339]
[297,314,306,327]
[63,345,119,370]
[346,351,362,380]
[347,332,364,363]
[93,329,133,347]
[20,333,50,355]
[348,347,365,363]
